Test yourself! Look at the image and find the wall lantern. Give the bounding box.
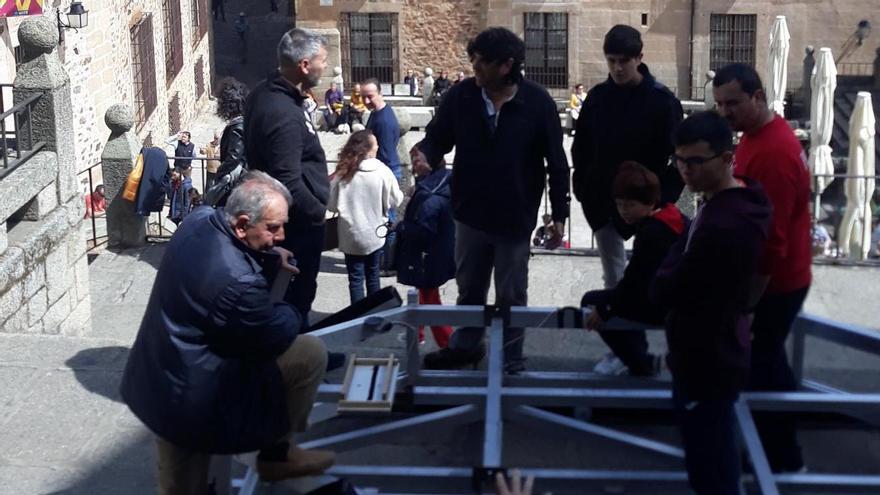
[57,2,89,44]
[856,20,871,46]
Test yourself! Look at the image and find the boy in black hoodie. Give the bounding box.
[581,161,686,376]
[651,111,771,495]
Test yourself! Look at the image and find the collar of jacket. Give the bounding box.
[268,70,305,105]
[209,208,274,274]
[416,167,450,194]
[603,62,657,93]
[460,78,527,108]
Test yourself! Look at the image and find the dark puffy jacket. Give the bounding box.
[395,168,455,288]
[135,146,172,216]
[120,207,302,454]
[571,63,683,237]
[245,70,329,227]
[650,178,771,401]
[218,115,247,176]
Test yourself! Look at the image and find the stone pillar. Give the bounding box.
[102,104,147,248]
[13,16,77,206]
[703,70,716,110]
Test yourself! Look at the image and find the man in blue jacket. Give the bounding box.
[120,172,334,493]
[246,28,330,328]
[415,27,570,372]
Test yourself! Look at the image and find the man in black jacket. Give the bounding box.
[571,24,683,375]
[245,28,330,328]
[651,111,771,495]
[415,27,570,372]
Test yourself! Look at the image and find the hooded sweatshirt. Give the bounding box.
[328,157,404,256]
[571,63,684,237]
[651,178,771,400]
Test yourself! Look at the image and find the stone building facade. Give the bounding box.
[0,0,214,177]
[295,0,880,99]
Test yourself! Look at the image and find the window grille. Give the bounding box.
[709,14,757,71]
[130,13,158,130]
[192,0,208,44]
[195,56,205,99]
[162,0,184,84]
[524,12,569,90]
[168,92,181,135]
[341,13,399,85]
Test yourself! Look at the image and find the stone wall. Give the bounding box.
[0,1,214,179]
[296,0,880,101]
[0,16,91,335]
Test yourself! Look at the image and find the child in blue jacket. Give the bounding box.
[395,145,455,346]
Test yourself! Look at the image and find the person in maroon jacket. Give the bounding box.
[581,161,687,376]
[652,110,771,495]
[714,63,812,473]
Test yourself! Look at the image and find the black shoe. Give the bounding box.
[379,269,397,277]
[326,352,346,372]
[423,345,486,370]
[504,360,526,374]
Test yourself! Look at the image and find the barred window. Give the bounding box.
[130,14,157,130]
[168,92,181,135]
[524,12,569,90]
[192,0,208,44]
[710,14,757,70]
[162,0,184,83]
[341,13,398,85]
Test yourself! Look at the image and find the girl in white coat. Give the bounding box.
[329,130,404,304]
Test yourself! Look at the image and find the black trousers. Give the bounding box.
[581,290,655,375]
[747,285,809,471]
[674,384,742,495]
[280,222,325,332]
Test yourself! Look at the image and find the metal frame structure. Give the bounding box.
[232,291,880,494]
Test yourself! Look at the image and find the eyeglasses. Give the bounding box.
[673,152,723,168]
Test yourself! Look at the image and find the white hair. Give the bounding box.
[277,28,328,69]
[224,171,292,226]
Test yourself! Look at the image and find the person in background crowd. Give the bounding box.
[571,24,683,375]
[328,130,403,304]
[168,168,193,226]
[120,172,335,494]
[166,131,196,171]
[581,161,686,376]
[431,69,451,106]
[454,71,465,84]
[348,83,367,128]
[713,62,813,474]
[652,110,771,495]
[212,0,226,22]
[201,132,221,191]
[404,69,419,96]
[84,184,106,219]
[567,83,586,135]
[188,188,202,214]
[323,81,344,130]
[396,145,456,347]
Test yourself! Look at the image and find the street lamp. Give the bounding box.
[57,1,89,44]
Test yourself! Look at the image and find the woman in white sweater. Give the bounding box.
[328,130,404,304]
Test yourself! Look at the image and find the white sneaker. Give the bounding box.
[593,353,629,376]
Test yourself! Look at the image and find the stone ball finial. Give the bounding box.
[706,70,716,79]
[333,66,342,76]
[105,104,135,133]
[805,45,815,55]
[424,67,434,77]
[18,16,58,55]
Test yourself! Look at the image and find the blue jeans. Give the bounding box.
[674,384,742,495]
[344,250,381,304]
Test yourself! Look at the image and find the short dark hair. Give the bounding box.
[712,63,764,96]
[216,77,249,120]
[674,110,735,155]
[603,25,642,58]
[613,161,660,206]
[466,27,525,85]
[361,77,380,90]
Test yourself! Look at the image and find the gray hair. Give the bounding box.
[224,171,292,226]
[278,28,327,69]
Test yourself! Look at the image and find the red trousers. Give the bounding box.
[418,287,453,348]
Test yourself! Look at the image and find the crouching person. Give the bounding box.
[120,171,334,494]
[651,111,770,495]
[582,161,687,376]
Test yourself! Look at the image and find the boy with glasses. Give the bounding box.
[651,110,771,495]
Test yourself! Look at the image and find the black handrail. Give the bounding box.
[0,90,46,180]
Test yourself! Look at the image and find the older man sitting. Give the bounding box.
[120,171,334,494]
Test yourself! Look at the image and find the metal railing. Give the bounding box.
[0,85,46,180]
[837,62,874,77]
[78,162,107,253]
